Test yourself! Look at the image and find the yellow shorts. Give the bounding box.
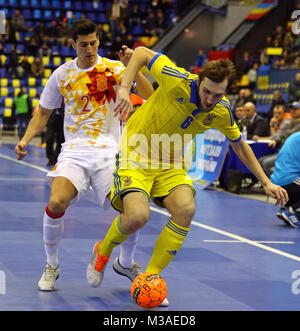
[110,154,195,212]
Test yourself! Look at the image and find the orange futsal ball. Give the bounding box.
[131,272,167,308]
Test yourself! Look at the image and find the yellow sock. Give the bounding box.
[99,215,130,258]
[146,219,189,274]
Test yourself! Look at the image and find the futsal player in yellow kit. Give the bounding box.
[87,47,289,300]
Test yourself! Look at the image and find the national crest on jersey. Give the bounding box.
[53,56,124,150]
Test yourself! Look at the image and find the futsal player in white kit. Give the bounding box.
[14,19,154,291]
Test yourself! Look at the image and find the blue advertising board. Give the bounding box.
[184,129,229,190]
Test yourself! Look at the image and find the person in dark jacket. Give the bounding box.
[45,102,65,167]
[243,101,269,140]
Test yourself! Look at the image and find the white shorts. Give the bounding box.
[46,151,116,209]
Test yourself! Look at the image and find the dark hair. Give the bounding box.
[69,19,99,42]
[198,59,236,90]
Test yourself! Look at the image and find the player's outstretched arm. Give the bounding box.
[15,106,53,160]
[230,139,289,206]
[114,46,157,121]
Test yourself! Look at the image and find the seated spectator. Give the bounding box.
[18,55,32,78]
[272,131,300,228]
[24,36,39,57]
[58,21,71,47]
[258,101,300,177]
[30,57,45,78]
[265,90,288,121]
[243,101,269,140]
[253,105,289,140]
[11,9,26,32]
[241,51,254,74]
[47,20,60,45]
[234,103,247,132]
[38,35,52,59]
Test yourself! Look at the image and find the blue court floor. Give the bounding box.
[1,142,300,311]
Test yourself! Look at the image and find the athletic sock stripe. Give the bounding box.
[166,220,188,237]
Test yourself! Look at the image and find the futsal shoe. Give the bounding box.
[113,257,143,281]
[113,257,169,307]
[277,208,300,228]
[86,241,110,287]
[38,263,60,291]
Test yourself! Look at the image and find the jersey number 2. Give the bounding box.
[80,95,90,113]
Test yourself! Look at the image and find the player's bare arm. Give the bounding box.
[114,46,157,120]
[15,106,53,160]
[230,139,288,205]
[118,45,154,108]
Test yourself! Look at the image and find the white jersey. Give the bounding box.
[40,56,125,155]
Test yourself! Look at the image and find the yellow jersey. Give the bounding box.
[120,53,241,169]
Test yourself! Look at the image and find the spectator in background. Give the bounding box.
[258,101,300,177]
[243,101,269,140]
[234,103,247,132]
[266,90,288,121]
[247,62,259,91]
[194,49,207,68]
[58,21,71,47]
[153,9,166,37]
[107,0,123,39]
[47,20,60,45]
[31,57,45,78]
[241,51,254,74]
[288,72,300,103]
[13,86,33,139]
[272,132,300,228]
[253,104,289,140]
[19,55,32,78]
[38,35,52,59]
[8,44,19,78]
[45,103,65,167]
[11,9,27,33]
[25,35,39,57]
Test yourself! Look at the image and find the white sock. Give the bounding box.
[118,230,139,268]
[43,210,64,267]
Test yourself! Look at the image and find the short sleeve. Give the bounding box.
[39,70,63,110]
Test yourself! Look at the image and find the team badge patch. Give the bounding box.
[123,176,132,186]
[203,113,216,126]
[96,76,108,91]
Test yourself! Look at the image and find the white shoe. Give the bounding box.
[113,257,143,281]
[86,241,110,288]
[113,258,169,307]
[38,263,60,291]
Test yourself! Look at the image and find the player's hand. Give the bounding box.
[262,182,289,206]
[119,45,133,67]
[268,140,277,148]
[114,86,133,121]
[15,140,28,160]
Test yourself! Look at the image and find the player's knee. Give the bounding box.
[172,200,196,221]
[48,196,69,213]
[123,209,149,233]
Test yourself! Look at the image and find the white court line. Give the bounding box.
[0,177,45,181]
[203,240,295,244]
[149,205,300,263]
[2,150,300,263]
[0,153,48,173]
